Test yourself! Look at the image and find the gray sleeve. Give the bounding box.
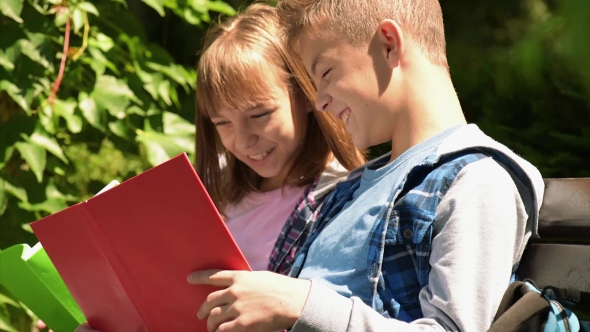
[291,158,530,332]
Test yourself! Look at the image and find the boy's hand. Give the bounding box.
[188,270,310,332]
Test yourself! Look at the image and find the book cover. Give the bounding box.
[30,153,250,332]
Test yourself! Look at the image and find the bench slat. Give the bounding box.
[517,243,590,291]
[538,178,590,241]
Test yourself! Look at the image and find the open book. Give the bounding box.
[30,153,250,332]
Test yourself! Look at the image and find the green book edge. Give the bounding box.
[0,180,121,331]
[0,243,86,332]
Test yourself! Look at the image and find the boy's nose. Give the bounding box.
[315,92,332,113]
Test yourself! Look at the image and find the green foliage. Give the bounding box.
[440,0,590,178]
[0,0,234,329]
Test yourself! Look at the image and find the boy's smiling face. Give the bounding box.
[300,24,403,150]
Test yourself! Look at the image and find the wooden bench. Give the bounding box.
[517,178,590,291]
[516,178,590,322]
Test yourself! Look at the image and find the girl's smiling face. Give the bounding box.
[210,67,309,192]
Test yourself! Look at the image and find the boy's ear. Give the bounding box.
[377,19,403,69]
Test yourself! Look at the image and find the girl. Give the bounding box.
[74,3,364,331]
[194,3,364,274]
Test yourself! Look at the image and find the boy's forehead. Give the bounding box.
[299,31,336,75]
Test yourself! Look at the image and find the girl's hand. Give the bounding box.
[188,270,311,332]
[35,320,53,332]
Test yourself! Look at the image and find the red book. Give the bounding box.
[31,153,250,332]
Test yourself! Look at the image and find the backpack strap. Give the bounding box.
[489,281,551,332]
[490,280,590,332]
[543,286,590,307]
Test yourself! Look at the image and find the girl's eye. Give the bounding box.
[251,111,271,119]
[322,68,332,79]
[214,120,229,127]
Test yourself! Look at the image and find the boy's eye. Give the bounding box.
[251,111,271,119]
[321,69,332,79]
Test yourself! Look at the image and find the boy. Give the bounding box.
[190,0,545,331]
[78,0,545,331]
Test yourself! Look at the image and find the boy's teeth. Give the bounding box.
[250,150,269,161]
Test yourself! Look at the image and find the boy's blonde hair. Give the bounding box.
[276,0,448,68]
[196,3,365,213]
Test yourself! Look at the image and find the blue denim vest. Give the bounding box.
[290,148,539,321]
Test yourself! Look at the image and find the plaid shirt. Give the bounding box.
[267,177,324,275]
[290,148,537,321]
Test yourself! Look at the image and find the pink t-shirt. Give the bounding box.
[224,185,308,271]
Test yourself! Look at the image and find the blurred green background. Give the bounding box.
[0,0,589,330]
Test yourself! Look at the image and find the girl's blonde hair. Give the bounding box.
[196,3,365,213]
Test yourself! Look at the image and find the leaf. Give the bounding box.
[157,80,172,106]
[39,103,56,134]
[136,132,172,166]
[207,0,235,16]
[18,198,67,214]
[126,105,146,116]
[0,293,20,307]
[53,99,83,133]
[0,50,15,71]
[136,68,162,100]
[81,57,105,76]
[136,130,195,166]
[145,62,191,90]
[86,47,118,74]
[163,111,194,135]
[0,312,17,332]
[91,75,140,119]
[54,7,70,26]
[0,80,29,113]
[19,39,52,70]
[0,186,7,216]
[77,2,99,16]
[0,292,19,331]
[14,142,47,183]
[79,91,105,131]
[0,144,14,172]
[32,77,52,98]
[183,8,201,25]
[108,120,129,139]
[169,85,180,108]
[21,223,33,233]
[0,177,28,202]
[142,0,165,16]
[29,127,69,164]
[187,0,207,14]
[46,179,77,201]
[94,33,114,52]
[0,0,24,23]
[72,8,84,33]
